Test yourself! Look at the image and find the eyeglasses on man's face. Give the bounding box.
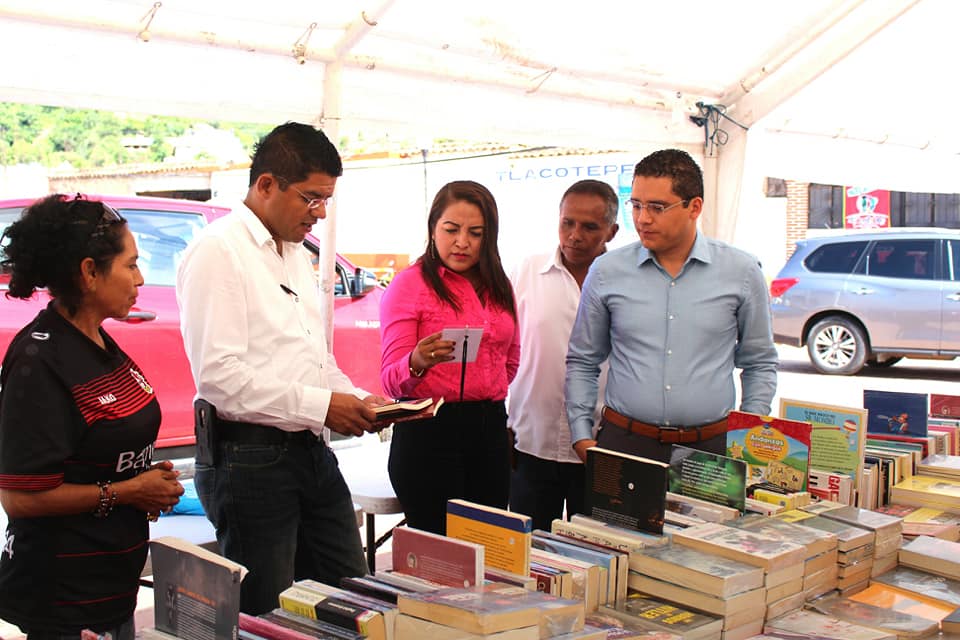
[627,199,689,216]
[288,184,333,211]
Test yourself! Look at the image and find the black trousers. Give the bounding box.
[595,418,727,463]
[388,400,510,535]
[509,449,586,532]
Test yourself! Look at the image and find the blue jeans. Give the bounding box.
[194,435,367,615]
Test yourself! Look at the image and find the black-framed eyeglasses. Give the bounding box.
[627,199,689,216]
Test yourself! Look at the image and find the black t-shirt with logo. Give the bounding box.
[0,305,161,633]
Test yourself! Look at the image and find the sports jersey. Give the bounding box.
[0,304,160,634]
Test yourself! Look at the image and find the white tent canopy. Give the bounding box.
[2,0,958,332]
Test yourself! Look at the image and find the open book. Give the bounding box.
[373,397,444,428]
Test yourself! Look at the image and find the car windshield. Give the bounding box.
[122,208,205,286]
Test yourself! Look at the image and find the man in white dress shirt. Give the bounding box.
[176,122,386,614]
[508,179,619,530]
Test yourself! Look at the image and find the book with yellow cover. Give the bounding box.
[847,582,955,622]
[446,499,532,576]
[891,474,960,509]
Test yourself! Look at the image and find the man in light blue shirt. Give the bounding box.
[565,149,778,463]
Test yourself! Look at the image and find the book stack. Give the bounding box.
[773,509,875,596]
[806,591,940,639]
[874,502,960,541]
[606,593,723,639]
[666,491,741,524]
[396,582,585,639]
[815,505,902,578]
[531,530,628,608]
[730,513,839,601]
[765,609,897,639]
[551,514,670,555]
[890,473,960,513]
[917,453,960,480]
[898,535,960,581]
[627,542,765,637]
[278,578,397,640]
[670,521,807,633]
[873,565,960,610]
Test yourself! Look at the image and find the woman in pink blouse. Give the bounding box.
[379,180,520,534]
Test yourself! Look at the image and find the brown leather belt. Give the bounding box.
[601,406,728,444]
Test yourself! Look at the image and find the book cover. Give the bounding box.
[847,582,955,621]
[391,525,485,588]
[372,397,444,428]
[628,542,764,598]
[930,393,960,419]
[725,411,812,491]
[150,536,248,640]
[583,607,686,639]
[583,447,668,535]
[671,521,808,572]
[780,398,867,484]
[667,444,747,513]
[806,593,939,638]
[807,468,856,505]
[393,613,539,640]
[731,512,838,558]
[765,609,896,640]
[898,535,960,579]
[239,613,322,640]
[264,608,365,640]
[372,569,446,592]
[863,390,929,437]
[445,498,532,576]
[873,566,960,608]
[918,453,960,477]
[891,474,960,509]
[531,530,617,607]
[618,593,722,640]
[396,584,582,637]
[816,505,902,537]
[625,572,763,616]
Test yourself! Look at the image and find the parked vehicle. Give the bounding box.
[769,228,960,375]
[0,195,384,456]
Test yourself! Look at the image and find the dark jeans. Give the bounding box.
[595,419,727,463]
[194,435,367,615]
[509,449,586,532]
[26,616,134,640]
[388,400,510,535]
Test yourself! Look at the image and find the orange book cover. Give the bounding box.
[848,582,955,621]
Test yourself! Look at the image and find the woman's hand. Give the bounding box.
[117,464,184,516]
[409,331,456,373]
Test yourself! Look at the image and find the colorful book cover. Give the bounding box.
[446,499,532,577]
[847,582,955,621]
[806,593,939,637]
[725,411,812,491]
[619,593,722,638]
[667,444,747,514]
[628,542,764,598]
[873,566,960,608]
[863,390,928,437]
[391,525,485,588]
[583,447,668,536]
[780,398,866,483]
[931,393,960,419]
[671,521,807,571]
[766,609,897,640]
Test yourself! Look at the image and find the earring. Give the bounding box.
[430,239,437,260]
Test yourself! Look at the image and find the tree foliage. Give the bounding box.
[0,103,269,170]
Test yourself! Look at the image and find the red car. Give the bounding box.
[0,195,384,456]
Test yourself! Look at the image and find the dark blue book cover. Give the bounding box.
[863,389,928,437]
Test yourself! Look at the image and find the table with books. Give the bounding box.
[334,436,405,572]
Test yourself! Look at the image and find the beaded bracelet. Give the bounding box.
[92,480,118,518]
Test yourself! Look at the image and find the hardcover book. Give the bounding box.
[445,499,532,576]
[618,594,722,640]
[583,447,668,535]
[725,410,812,491]
[780,398,867,487]
[671,521,808,572]
[806,593,939,638]
[863,390,929,438]
[391,525,485,588]
[628,542,764,598]
[150,536,248,640]
[667,444,747,513]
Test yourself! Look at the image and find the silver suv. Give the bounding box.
[770,228,960,375]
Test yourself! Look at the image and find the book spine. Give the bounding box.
[239,614,317,640]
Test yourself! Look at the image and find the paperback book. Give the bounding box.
[619,593,722,640]
[863,389,928,437]
[445,499,532,576]
[873,565,960,608]
[583,446,668,535]
[628,543,764,598]
[671,520,808,572]
[667,444,747,513]
[765,609,896,640]
[391,525,485,588]
[898,535,960,580]
[779,398,867,487]
[806,593,939,638]
[890,474,960,509]
[847,582,955,622]
[931,393,960,419]
[725,410,812,491]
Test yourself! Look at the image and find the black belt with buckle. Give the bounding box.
[216,418,317,445]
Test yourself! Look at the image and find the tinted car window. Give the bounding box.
[804,241,868,274]
[121,209,205,286]
[948,240,960,281]
[865,239,936,280]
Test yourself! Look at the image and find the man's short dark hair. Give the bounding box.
[560,179,619,225]
[634,149,703,201]
[248,122,343,186]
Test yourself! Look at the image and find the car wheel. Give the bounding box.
[806,316,869,375]
[865,356,903,368]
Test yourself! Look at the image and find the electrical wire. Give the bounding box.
[689,102,748,155]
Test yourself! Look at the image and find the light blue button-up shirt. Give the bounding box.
[565,234,778,444]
